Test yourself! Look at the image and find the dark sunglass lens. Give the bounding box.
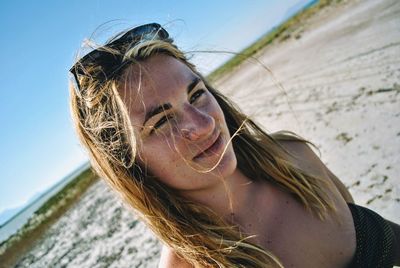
[133,24,163,40]
[76,51,122,78]
[70,23,170,90]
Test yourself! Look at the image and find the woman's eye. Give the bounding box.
[150,115,171,134]
[189,89,205,104]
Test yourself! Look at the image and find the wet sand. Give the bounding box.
[4,0,399,267]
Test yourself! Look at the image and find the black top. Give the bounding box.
[347,203,396,268]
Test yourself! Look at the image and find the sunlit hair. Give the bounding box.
[69,27,336,267]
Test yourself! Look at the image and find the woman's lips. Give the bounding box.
[193,133,223,160]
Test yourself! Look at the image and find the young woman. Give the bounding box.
[69,23,399,267]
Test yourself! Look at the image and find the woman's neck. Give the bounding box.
[180,168,262,226]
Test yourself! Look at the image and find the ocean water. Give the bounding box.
[0,162,91,243]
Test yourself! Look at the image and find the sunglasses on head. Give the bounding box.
[70,23,170,92]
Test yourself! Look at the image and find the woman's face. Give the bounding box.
[118,54,237,193]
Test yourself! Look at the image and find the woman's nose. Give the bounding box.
[180,105,215,141]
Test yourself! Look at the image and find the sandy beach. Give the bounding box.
[3,0,399,267]
[215,0,400,223]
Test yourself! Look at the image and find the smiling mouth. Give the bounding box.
[193,132,223,160]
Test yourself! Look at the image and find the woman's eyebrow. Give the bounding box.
[142,76,201,126]
[187,76,201,94]
[143,103,172,126]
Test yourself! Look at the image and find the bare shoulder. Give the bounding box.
[158,245,194,268]
[277,138,354,203]
[277,139,327,175]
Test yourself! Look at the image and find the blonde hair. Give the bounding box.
[69,29,336,267]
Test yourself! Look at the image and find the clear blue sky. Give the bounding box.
[0,0,308,219]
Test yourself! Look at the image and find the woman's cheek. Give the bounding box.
[152,134,187,163]
[207,102,225,123]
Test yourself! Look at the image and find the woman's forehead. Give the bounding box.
[119,54,199,115]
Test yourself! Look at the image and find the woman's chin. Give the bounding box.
[208,145,237,178]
